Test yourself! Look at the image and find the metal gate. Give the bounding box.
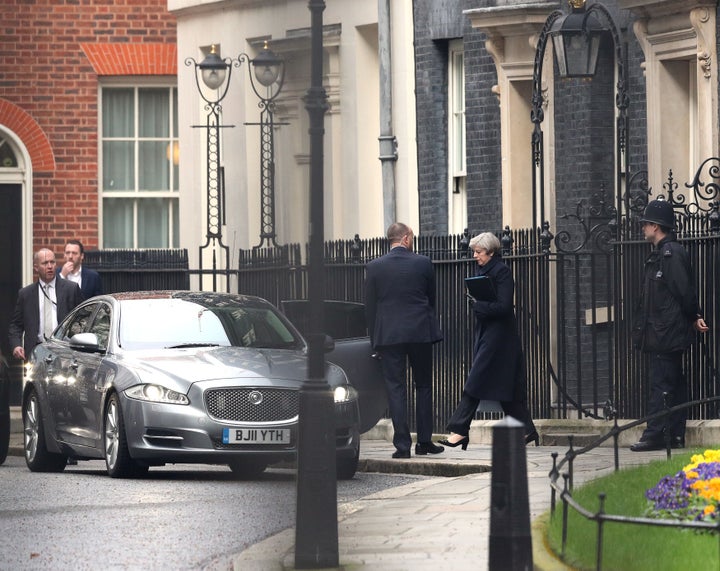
[548,160,720,421]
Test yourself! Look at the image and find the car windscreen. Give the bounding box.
[118,299,302,351]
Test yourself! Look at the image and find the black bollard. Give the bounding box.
[488,416,533,571]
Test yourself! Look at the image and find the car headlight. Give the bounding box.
[333,385,358,404]
[125,384,189,405]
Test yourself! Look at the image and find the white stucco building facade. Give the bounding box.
[169,0,418,273]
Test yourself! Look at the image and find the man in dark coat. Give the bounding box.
[57,240,103,300]
[9,248,83,361]
[630,199,709,451]
[365,222,444,458]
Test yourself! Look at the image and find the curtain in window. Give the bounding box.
[103,198,133,248]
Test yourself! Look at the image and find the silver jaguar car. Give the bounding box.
[22,291,382,479]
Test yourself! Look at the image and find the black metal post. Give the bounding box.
[488,416,533,571]
[256,102,278,248]
[295,0,339,568]
[185,48,236,292]
[240,45,288,250]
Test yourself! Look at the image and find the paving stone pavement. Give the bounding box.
[216,439,670,571]
[6,410,673,570]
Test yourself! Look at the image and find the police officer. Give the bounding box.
[630,199,709,451]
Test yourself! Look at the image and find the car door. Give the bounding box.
[48,302,103,447]
[281,300,387,433]
[79,302,114,449]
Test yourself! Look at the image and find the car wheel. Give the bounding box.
[336,448,359,480]
[104,393,148,478]
[228,458,267,479]
[23,390,67,472]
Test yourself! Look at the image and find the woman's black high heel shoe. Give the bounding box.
[525,431,539,446]
[437,435,469,450]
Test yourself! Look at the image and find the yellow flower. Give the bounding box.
[683,449,720,472]
[690,478,720,501]
[704,505,716,516]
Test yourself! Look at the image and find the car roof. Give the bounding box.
[105,291,269,306]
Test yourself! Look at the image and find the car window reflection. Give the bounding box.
[118,300,301,351]
[91,304,111,348]
[58,304,97,341]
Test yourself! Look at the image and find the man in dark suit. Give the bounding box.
[365,222,444,458]
[9,248,83,361]
[57,240,102,300]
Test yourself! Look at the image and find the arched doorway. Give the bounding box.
[0,133,28,405]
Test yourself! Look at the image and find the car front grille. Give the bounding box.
[205,388,299,423]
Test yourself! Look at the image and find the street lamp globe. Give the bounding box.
[251,42,284,89]
[199,44,229,90]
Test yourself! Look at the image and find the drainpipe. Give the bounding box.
[378,0,398,228]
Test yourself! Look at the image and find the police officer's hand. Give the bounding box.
[694,317,709,333]
[12,346,25,361]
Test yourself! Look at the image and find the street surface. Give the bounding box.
[0,456,429,570]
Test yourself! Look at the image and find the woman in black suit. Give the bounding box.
[438,232,537,449]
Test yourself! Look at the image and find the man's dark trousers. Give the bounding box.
[377,342,433,452]
[643,351,686,442]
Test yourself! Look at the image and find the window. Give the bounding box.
[57,304,97,341]
[0,137,18,168]
[101,85,179,248]
[91,304,112,348]
[448,40,467,233]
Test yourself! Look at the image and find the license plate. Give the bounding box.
[222,427,291,444]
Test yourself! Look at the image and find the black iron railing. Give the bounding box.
[548,395,720,570]
[76,159,720,429]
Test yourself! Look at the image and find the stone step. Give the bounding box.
[541,432,604,447]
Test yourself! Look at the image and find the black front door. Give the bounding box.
[0,184,23,405]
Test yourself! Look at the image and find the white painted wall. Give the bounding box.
[169,0,418,271]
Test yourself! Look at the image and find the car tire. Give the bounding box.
[228,458,267,479]
[336,448,359,480]
[23,389,67,472]
[104,393,148,478]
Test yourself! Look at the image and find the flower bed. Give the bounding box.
[646,449,720,522]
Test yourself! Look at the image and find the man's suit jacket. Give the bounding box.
[365,247,443,349]
[8,279,83,358]
[57,266,103,300]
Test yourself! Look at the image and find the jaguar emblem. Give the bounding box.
[248,390,263,405]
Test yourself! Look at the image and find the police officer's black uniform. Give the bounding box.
[631,200,702,451]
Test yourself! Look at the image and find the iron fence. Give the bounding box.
[81,221,719,430]
[79,163,720,431]
[548,395,720,571]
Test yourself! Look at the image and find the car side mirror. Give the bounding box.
[70,332,104,353]
[324,334,335,353]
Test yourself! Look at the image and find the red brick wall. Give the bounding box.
[0,0,177,255]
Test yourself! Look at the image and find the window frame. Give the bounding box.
[99,78,179,249]
[448,39,467,233]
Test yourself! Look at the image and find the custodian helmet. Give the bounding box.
[639,199,676,230]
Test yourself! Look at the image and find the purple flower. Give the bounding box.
[646,472,692,511]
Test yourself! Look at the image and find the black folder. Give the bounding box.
[464,275,496,301]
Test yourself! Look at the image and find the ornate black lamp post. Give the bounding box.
[531,0,628,228]
[294,0,339,568]
[239,43,286,249]
[185,45,238,292]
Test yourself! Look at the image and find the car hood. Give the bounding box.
[118,346,344,391]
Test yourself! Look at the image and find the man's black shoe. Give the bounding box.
[630,440,665,452]
[392,449,411,459]
[415,442,444,455]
